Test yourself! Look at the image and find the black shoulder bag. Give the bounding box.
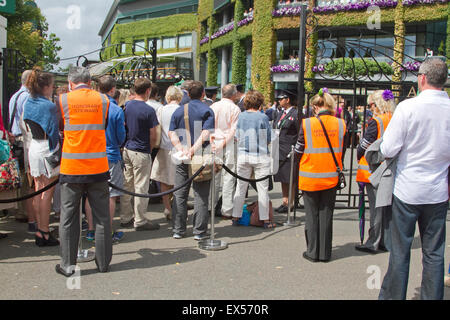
[316,116,346,190]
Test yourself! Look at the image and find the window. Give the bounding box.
[134,40,145,52]
[178,34,192,48]
[147,39,157,50]
[121,42,126,54]
[162,37,176,49]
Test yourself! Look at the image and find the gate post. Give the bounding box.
[297,3,308,120]
[0,15,7,124]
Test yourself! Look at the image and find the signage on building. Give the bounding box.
[214,0,229,11]
[0,0,15,14]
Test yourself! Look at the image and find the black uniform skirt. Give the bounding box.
[273,157,292,184]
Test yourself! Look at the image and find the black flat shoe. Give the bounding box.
[275,204,288,213]
[55,264,75,277]
[35,229,60,247]
[0,233,7,239]
[378,245,388,252]
[302,252,319,263]
[355,244,377,254]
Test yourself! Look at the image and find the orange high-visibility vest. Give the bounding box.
[356,112,392,183]
[59,89,109,176]
[299,115,346,192]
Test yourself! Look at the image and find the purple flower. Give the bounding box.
[200,36,209,45]
[382,90,394,101]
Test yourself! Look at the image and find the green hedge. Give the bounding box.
[322,58,394,77]
[232,0,248,85]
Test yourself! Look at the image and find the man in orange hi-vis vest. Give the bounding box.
[355,90,394,255]
[294,88,346,263]
[55,67,112,277]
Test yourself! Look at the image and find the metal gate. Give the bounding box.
[293,4,448,209]
[1,48,35,130]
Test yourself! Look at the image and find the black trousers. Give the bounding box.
[303,187,337,261]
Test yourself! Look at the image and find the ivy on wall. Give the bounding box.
[392,0,406,94]
[107,13,197,60]
[304,0,317,93]
[207,15,219,86]
[252,0,277,102]
[232,0,248,85]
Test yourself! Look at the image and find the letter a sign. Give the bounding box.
[0,0,16,14]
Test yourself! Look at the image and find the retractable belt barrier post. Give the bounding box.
[77,204,95,263]
[199,150,228,251]
[284,146,300,226]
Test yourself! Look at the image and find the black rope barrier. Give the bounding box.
[109,165,206,198]
[220,156,291,183]
[0,178,59,203]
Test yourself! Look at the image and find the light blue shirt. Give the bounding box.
[235,111,271,156]
[8,86,30,136]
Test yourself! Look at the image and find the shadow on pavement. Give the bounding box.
[81,247,207,276]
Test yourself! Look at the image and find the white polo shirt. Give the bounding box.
[380,89,450,205]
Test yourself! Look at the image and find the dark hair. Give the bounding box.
[25,66,54,98]
[134,78,151,95]
[205,90,216,99]
[149,83,159,99]
[98,75,116,94]
[244,90,265,110]
[188,81,204,100]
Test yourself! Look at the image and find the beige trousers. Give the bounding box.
[120,148,152,227]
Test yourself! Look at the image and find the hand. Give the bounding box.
[7,133,15,144]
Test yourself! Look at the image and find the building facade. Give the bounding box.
[100,0,449,100]
[99,0,199,81]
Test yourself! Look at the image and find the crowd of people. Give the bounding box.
[0,57,448,300]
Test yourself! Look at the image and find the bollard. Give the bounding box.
[77,203,95,263]
[284,146,301,227]
[199,150,228,251]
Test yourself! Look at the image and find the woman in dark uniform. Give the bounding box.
[273,90,300,213]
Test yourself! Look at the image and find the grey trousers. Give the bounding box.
[303,187,337,261]
[59,181,112,272]
[362,183,385,250]
[379,195,448,300]
[172,163,210,236]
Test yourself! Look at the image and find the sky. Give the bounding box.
[35,0,115,69]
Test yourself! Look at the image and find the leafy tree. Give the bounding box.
[3,0,61,71]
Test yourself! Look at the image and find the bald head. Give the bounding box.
[21,70,32,85]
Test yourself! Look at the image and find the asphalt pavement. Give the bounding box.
[1,178,450,301]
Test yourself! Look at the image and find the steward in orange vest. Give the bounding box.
[56,67,113,278]
[298,113,346,191]
[59,86,110,177]
[294,89,346,262]
[356,112,392,183]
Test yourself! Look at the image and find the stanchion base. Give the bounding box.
[77,249,95,263]
[198,239,228,251]
[283,220,301,227]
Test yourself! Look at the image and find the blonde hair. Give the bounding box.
[367,90,395,116]
[310,92,336,115]
[165,85,183,104]
[118,89,130,107]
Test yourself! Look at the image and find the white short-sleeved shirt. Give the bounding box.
[380,89,450,205]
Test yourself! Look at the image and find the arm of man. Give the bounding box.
[294,120,305,163]
[191,130,210,156]
[357,119,377,160]
[116,109,126,146]
[149,127,157,151]
[380,104,407,158]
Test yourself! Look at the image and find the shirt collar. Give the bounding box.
[418,89,449,98]
[283,107,293,114]
[106,94,117,105]
[74,84,90,90]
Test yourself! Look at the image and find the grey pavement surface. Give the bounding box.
[1,181,450,300]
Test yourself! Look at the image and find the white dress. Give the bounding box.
[28,139,60,178]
